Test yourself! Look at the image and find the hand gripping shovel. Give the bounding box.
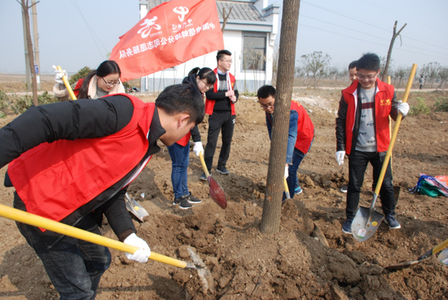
[55,65,148,222]
[0,204,194,268]
[351,64,417,242]
[198,153,227,209]
[385,238,448,271]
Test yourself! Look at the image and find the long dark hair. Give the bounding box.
[77,60,121,99]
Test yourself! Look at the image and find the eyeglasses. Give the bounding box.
[102,77,120,86]
[357,72,378,80]
[259,102,274,109]
[202,79,214,90]
[220,59,232,63]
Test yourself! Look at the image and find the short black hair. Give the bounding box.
[357,53,380,72]
[155,84,204,125]
[348,60,357,70]
[216,49,232,62]
[257,85,276,99]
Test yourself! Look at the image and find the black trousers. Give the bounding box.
[204,111,235,171]
[346,150,395,219]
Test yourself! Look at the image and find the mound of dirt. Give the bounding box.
[0,80,447,299]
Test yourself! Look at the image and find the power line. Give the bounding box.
[301,0,448,58]
[69,0,108,60]
[298,23,448,62]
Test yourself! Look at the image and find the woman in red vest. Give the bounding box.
[168,67,216,209]
[53,60,125,101]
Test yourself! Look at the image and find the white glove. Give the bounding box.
[335,151,345,166]
[123,233,151,263]
[192,141,203,157]
[52,65,67,84]
[284,164,289,179]
[397,100,409,117]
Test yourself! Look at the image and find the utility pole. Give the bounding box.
[21,4,31,91]
[32,0,41,90]
[20,0,39,106]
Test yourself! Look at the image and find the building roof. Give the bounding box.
[146,0,266,22]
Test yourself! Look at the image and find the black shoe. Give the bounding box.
[216,166,229,175]
[185,192,202,204]
[342,218,353,234]
[199,172,208,181]
[172,197,192,209]
[340,185,348,193]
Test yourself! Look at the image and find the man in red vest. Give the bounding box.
[257,85,314,199]
[200,49,238,180]
[336,53,409,234]
[0,84,204,299]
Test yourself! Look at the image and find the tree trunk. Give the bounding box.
[382,21,406,82]
[21,0,38,106]
[260,0,301,234]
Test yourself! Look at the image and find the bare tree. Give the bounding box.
[300,51,331,89]
[382,21,406,81]
[422,62,441,88]
[18,0,39,107]
[393,66,409,89]
[437,66,448,90]
[259,0,301,234]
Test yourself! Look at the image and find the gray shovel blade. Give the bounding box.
[351,206,384,242]
[125,193,149,222]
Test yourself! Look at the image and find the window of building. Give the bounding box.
[243,33,266,71]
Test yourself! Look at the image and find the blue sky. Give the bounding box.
[1,0,447,74]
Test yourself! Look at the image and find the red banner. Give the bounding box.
[110,0,224,82]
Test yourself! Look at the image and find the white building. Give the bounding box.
[139,0,279,93]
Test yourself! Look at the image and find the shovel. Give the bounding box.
[125,193,149,222]
[198,153,227,209]
[385,238,448,271]
[0,203,215,292]
[351,64,417,242]
[55,65,148,222]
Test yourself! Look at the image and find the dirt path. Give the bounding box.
[0,78,447,299]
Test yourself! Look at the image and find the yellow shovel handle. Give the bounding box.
[0,204,188,269]
[57,65,77,101]
[373,64,417,196]
[199,152,210,177]
[283,177,290,199]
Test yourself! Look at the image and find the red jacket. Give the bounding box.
[291,100,314,154]
[205,68,236,115]
[8,94,155,223]
[341,79,395,155]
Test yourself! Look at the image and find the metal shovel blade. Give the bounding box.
[125,193,149,222]
[351,206,384,242]
[207,176,227,209]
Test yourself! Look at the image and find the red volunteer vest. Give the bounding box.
[290,100,314,154]
[205,68,236,115]
[342,79,395,155]
[8,94,155,222]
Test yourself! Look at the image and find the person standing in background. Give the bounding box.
[168,67,216,209]
[53,60,125,101]
[200,50,239,180]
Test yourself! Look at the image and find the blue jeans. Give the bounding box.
[16,213,111,300]
[168,142,190,199]
[286,139,313,199]
[346,150,395,219]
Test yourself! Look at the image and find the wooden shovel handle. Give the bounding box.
[373,64,417,196]
[198,152,210,177]
[57,65,77,101]
[0,204,190,269]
